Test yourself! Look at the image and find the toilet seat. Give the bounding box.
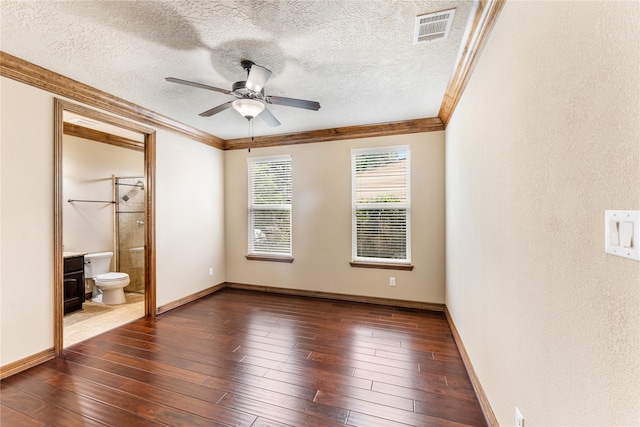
[96,272,129,282]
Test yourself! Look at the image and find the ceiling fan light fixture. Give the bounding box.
[232,99,265,119]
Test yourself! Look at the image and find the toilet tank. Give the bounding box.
[84,252,113,277]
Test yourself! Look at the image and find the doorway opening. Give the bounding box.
[54,99,156,355]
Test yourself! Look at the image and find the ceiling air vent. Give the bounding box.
[413,8,456,44]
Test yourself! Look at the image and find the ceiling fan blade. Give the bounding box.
[166,77,231,95]
[199,101,234,117]
[259,107,281,127]
[265,96,321,111]
[245,63,272,93]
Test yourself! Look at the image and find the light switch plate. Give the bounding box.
[605,210,640,261]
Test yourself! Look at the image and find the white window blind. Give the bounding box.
[248,155,292,256]
[351,146,411,263]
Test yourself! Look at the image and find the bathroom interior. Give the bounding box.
[62,113,146,347]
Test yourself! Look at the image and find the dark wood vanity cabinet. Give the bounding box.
[64,255,85,314]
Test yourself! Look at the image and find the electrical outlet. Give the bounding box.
[208,267,214,277]
[389,277,396,287]
[515,407,524,427]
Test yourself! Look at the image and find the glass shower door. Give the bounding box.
[116,177,145,293]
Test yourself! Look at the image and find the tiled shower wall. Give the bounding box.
[116,177,145,293]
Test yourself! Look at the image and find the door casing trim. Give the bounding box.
[54,98,157,356]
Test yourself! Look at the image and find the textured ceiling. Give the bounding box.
[1,1,473,140]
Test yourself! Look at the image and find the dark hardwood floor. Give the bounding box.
[1,289,486,426]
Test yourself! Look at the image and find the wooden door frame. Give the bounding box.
[53,98,157,356]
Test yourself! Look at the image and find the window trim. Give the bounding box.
[245,254,294,263]
[349,261,413,271]
[351,145,411,266]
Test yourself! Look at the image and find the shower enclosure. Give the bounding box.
[115,177,145,293]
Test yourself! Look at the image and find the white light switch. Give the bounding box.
[605,210,640,261]
[609,220,620,246]
[620,222,634,248]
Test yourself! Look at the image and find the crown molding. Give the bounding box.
[0,51,224,149]
[224,117,445,150]
[439,0,505,127]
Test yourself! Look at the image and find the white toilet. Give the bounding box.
[84,252,130,305]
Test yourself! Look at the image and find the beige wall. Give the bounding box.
[63,135,144,257]
[225,132,445,303]
[445,1,640,425]
[0,76,226,366]
[1,77,56,364]
[155,128,225,307]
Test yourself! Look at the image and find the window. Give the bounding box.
[351,146,411,265]
[247,155,292,257]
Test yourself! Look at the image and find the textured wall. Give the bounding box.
[0,77,55,365]
[225,132,446,304]
[155,128,226,308]
[62,135,144,257]
[446,1,640,425]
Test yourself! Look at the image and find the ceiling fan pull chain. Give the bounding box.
[248,118,253,152]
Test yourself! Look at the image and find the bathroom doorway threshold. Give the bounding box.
[63,292,144,347]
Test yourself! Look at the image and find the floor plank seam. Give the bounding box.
[215,392,227,405]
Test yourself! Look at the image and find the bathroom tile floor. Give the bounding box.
[63,292,144,347]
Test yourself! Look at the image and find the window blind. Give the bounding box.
[247,155,292,256]
[351,146,411,263]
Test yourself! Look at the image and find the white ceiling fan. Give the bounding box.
[166,60,321,127]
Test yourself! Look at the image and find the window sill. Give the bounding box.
[246,254,294,263]
[349,261,414,271]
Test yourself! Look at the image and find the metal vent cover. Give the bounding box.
[414,8,456,44]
